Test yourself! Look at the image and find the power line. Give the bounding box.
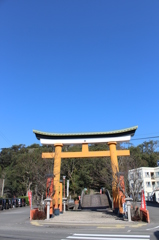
[0,130,12,146]
[131,136,159,141]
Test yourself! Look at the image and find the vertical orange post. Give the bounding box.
[118,173,125,215]
[53,144,63,211]
[108,142,119,213]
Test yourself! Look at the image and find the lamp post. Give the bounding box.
[63,176,67,213]
[44,197,52,220]
[63,176,66,198]
[125,197,133,222]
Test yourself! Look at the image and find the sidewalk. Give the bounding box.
[30,209,147,228]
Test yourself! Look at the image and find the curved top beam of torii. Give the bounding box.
[33,126,138,145]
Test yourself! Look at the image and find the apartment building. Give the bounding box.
[128,167,159,202]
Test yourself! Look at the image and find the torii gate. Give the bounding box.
[33,126,137,214]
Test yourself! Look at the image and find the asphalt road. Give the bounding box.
[0,206,159,240]
[147,202,159,223]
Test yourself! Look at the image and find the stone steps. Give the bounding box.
[81,194,109,209]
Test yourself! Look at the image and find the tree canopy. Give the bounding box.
[0,140,158,200]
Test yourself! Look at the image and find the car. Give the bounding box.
[0,198,3,210]
[8,198,13,208]
[2,198,7,209]
[12,198,19,208]
[5,199,10,209]
[21,198,26,207]
[18,198,22,207]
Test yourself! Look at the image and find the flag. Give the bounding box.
[28,191,32,209]
[141,190,146,210]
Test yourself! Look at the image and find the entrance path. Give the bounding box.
[31,209,147,228]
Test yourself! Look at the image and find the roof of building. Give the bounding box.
[33,125,138,140]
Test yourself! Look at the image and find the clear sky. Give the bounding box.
[0,0,159,149]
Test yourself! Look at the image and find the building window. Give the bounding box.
[146,182,151,187]
[145,172,150,178]
[157,182,159,187]
[155,172,159,178]
[139,172,142,178]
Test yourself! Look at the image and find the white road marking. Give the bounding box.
[67,237,149,240]
[73,234,150,238]
[146,225,159,230]
[65,234,150,240]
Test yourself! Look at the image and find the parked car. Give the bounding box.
[0,198,3,210]
[8,198,13,208]
[12,198,18,207]
[18,198,23,207]
[5,199,9,209]
[2,198,7,209]
[21,198,26,207]
[0,198,9,210]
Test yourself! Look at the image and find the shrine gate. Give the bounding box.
[33,126,137,214]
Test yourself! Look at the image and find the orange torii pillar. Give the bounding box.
[53,144,63,215]
[108,142,119,213]
[117,172,125,216]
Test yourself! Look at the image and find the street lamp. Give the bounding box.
[44,197,52,220]
[63,176,66,198]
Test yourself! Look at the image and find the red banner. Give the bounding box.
[141,190,146,210]
[28,191,32,209]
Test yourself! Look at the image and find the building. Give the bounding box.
[128,167,159,202]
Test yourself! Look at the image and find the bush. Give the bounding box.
[32,209,46,220]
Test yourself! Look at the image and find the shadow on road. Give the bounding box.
[154,230,159,240]
[146,201,159,208]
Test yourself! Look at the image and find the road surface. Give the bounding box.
[0,206,159,240]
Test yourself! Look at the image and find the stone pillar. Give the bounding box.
[53,144,63,211]
[108,142,119,213]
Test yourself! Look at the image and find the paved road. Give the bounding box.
[0,206,159,240]
[147,203,159,223]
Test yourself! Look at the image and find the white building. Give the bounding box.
[128,167,159,202]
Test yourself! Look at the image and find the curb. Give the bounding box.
[30,220,147,228]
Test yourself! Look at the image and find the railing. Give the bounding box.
[105,189,112,209]
[80,189,85,207]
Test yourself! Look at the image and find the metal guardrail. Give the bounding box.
[105,189,112,209]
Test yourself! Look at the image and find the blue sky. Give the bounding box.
[0,0,159,149]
